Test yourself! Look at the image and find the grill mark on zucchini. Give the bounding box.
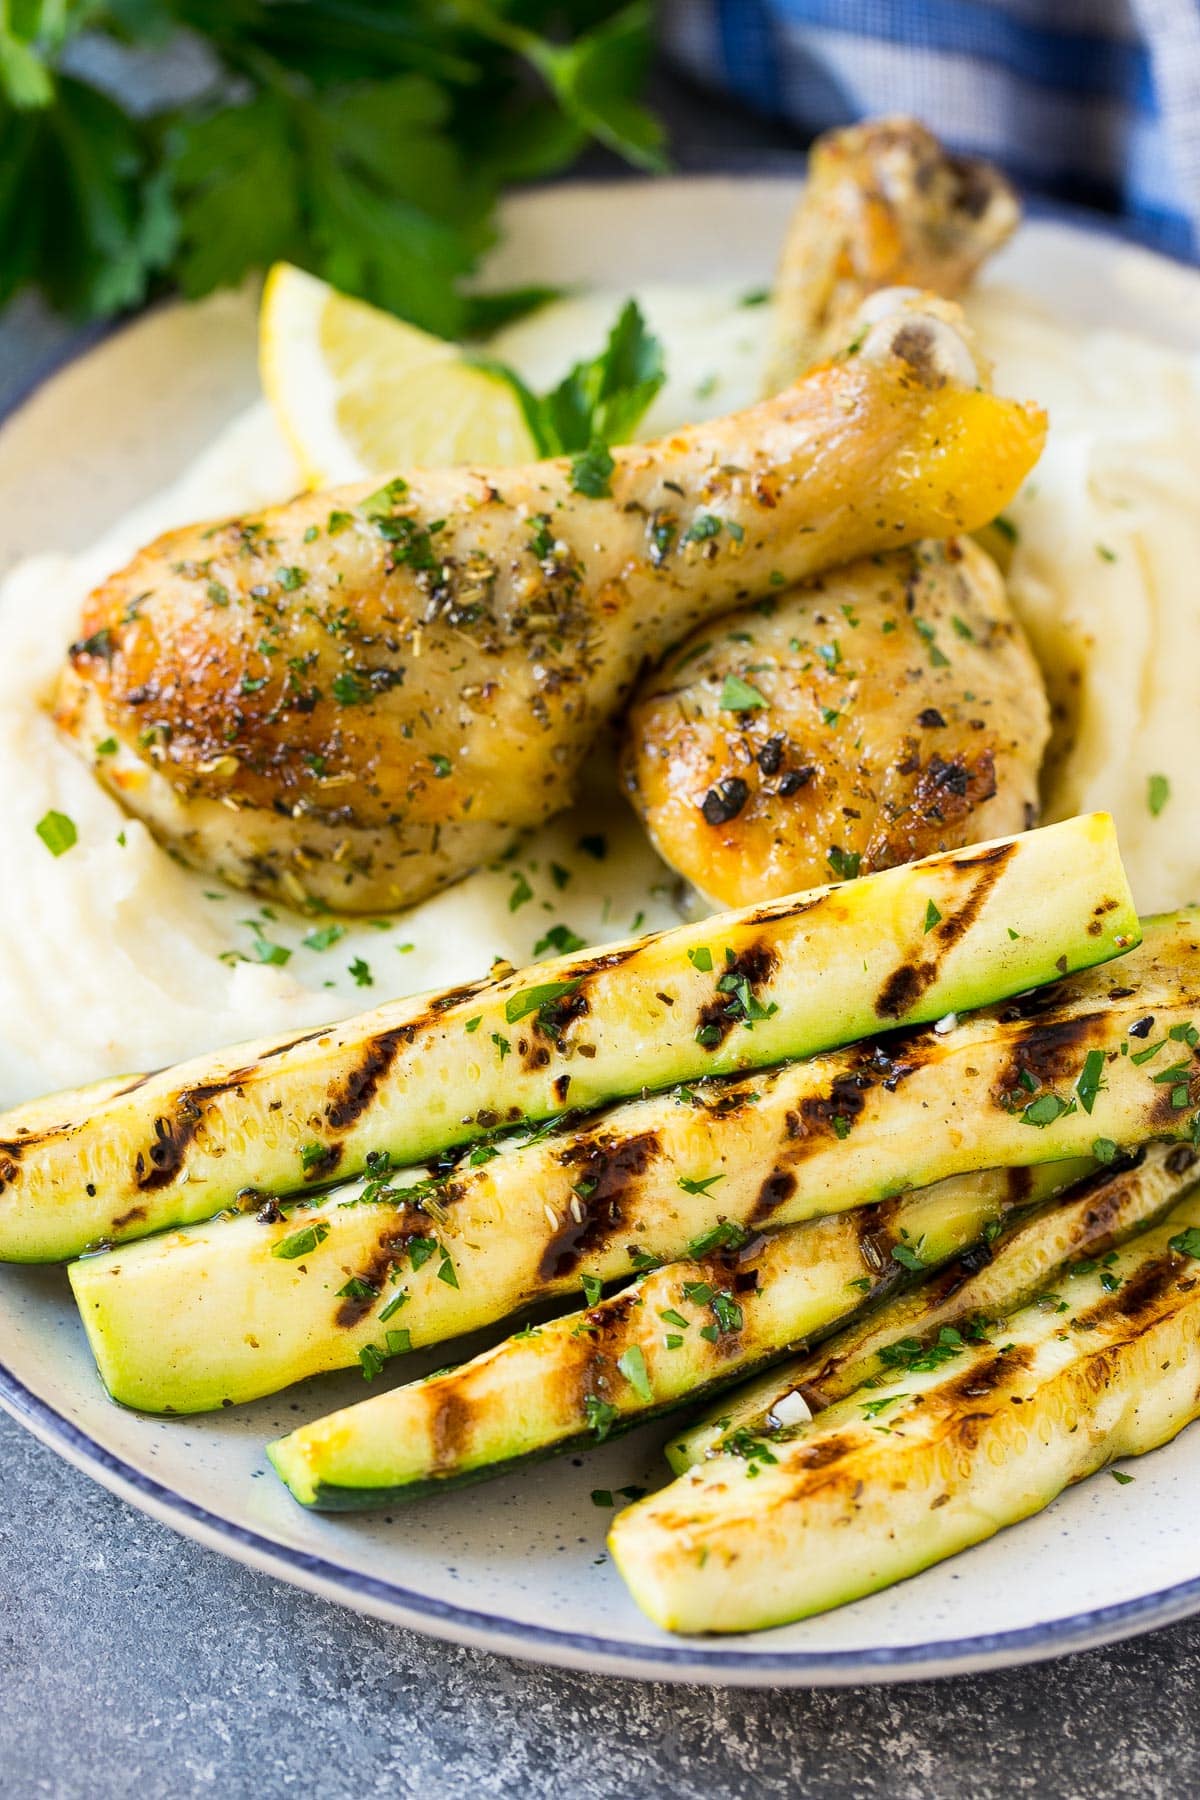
[539,1130,662,1279]
[693,942,778,1052]
[333,1208,440,1327]
[324,1027,411,1132]
[1073,1252,1180,1331]
[996,1012,1095,1105]
[134,1081,241,1191]
[753,1168,796,1220]
[430,1387,472,1470]
[939,1341,1031,1405]
[875,840,1016,1019]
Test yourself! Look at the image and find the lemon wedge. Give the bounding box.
[259,263,539,488]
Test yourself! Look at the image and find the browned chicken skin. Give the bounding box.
[765,114,1019,390]
[54,296,1043,912]
[621,118,1045,909]
[620,537,1048,909]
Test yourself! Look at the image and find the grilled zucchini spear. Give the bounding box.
[670,1139,1198,1471]
[73,909,1200,1414]
[264,1162,1083,1510]
[610,1181,1200,1634]
[3,814,1134,1262]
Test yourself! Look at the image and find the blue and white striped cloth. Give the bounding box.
[662,0,1200,260]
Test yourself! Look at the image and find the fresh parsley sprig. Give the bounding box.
[0,1,665,329]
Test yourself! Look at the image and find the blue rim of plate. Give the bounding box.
[6,1358,1200,1684]
[1,186,1199,1684]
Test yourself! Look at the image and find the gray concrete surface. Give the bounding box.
[2,1409,1198,1798]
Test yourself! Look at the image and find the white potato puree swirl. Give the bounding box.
[0,280,1196,1104]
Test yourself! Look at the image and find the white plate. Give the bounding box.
[2,179,1200,1686]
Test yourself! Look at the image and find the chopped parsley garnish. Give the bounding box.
[710,1292,742,1333]
[1022,1092,1074,1128]
[378,1292,408,1324]
[924,900,942,933]
[718,673,769,712]
[508,871,534,912]
[861,1393,909,1419]
[348,957,373,987]
[687,945,714,972]
[580,1273,603,1307]
[891,1243,928,1273]
[336,1276,378,1302]
[659,1308,689,1329]
[35,810,77,857]
[1093,1137,1119,1163]
[1110,1468,1135,1485]
[533,923,586,957]
[1169,1226,1200,1260]
[682,1280,714,1305]
[464,1016,482,1034]
[491,1032,511,1060]
[678,1173,724,1197]
[617,1345,653,1402]
[271,1220,330,1260]
[684,513,723,545]
[687,1221,751,1259]
[302,923,345,953]
[591,1489,614,1507]
[827,845,861,881]
[504,978,582,1025]
[584,1395,619,1440]
[276,565,304,590]
[409,1237,438,1270]
[1075,1049,1106,1115]
[1148,773,1171,816]
[724,1428,779,1472]
[96,736,118,756]
[358,1344,385,1380]
[244,925,290,966]
[878,1325,965,1374]
[914,618,950,668]
[300,1141,329,1172]
[570,438,615,498]
[430,754,452,778]
[332,671,368,706]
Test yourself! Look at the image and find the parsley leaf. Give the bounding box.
[2,6,662,333]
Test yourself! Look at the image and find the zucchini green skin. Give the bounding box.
[669,1138,1198,1471]
[265,1162,1081,1510]
[4,813,1136,1261]
[609,1186,1200,1635]
[70,910,1198,1414]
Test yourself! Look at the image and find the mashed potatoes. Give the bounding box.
[0,277,1196,1105]
[964,286,1200,914]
